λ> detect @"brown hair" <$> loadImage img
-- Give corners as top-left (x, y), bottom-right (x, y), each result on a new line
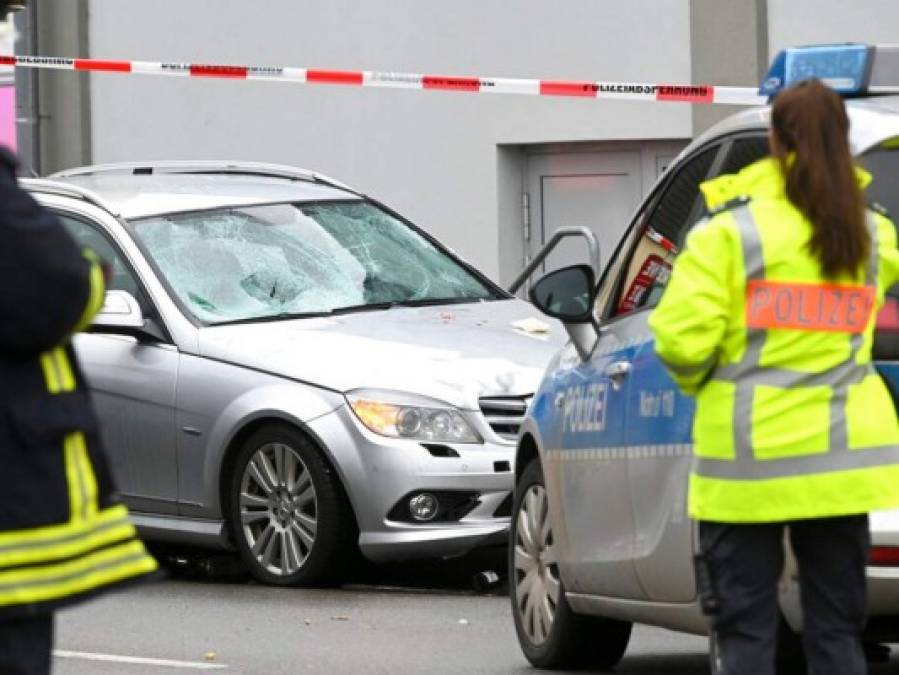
top-left (770, 79), bottom-right (869, 279)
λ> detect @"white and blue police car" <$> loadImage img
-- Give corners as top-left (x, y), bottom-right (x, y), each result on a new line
top-left (510, 43), bottom-right (899, 673)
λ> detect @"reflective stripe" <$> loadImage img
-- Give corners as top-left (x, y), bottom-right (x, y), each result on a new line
top-left (696, 444), bottom-right (899, 480)
top-left (63, 433), bottom-right (84, 523)
top-left (0, 540), bottom-right (145, 588)
top-left (831, 213), bottom-right (879, 455)
top-left (694, 208), bottom-right (884, 481)
top-left (0, 541), bottom-right (157, 607)
top-left (39, 347), bottom-right (93, 522)
top-left (55, 349), bottom-right (76, 392)
top-left (714, 358), bottom-right (874, 389)
top-left (39, 351), bottom-right (61, 393)
top-left (38, 348), bottom-right (76, 394)
top-left (73, 254), bottom-right (106, 333)
top-left (730, 206), bottom-right (765, 467)
top-left (0, 517), bottom-right (136, 570)
top-left (659, 352), bottom-right (717, 376)
top-left (67, 433), bottom-right (96, 521)
top-left (0, 504), bottom-right (129, 549)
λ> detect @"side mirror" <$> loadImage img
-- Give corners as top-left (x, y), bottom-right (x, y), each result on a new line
top-left (529, 264), bottom-right (599, 361)
top-left (91, 290), bottom-right (160, 341)
top-left (529, 264), bottom-right (596, 323)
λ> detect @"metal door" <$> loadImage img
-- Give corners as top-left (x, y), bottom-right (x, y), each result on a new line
top-left (525, 150), bottom-right (643, 275)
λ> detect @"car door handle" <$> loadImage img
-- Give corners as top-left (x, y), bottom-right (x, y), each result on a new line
top-left (604, 361), bottom-right (632, 388)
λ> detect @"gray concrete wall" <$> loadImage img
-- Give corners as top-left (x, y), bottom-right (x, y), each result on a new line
top-left (84, 0), bottom-right (692, 283)
top-left (690, 0), bottom-right (767, 136)
top-left (768, 0), bottom-right (899, 57)
top-left (18, 0), bottom-right (91, 174)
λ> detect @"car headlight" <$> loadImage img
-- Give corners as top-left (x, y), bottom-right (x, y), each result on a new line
top-left (346, 389), bottom-right (482, 443)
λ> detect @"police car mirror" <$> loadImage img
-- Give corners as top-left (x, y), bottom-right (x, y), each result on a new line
top-left (90, 290), bottom-right (157, 341)
top-left (528, 264), bottom-right (596, 323)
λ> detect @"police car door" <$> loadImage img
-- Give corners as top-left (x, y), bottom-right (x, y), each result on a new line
top-left (618, 137), bottom-right (768, 602)
top-left (541, 311), bottom-right (644, 598)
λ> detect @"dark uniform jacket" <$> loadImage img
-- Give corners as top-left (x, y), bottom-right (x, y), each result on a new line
top-left (0, 148), bottom-right (156, 618)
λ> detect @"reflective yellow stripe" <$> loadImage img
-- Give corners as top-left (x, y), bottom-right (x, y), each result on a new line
top-left (71, 432), bottom-right (98, 519)
top-left (0, 540), bottom-right (157, 607)
top-left (0, 521), bottom-right (136, 570)
top-left (39, 352), bottom-right (61, 393)
top-left (73, 256), bottom-right (106, 334)
top-left (0, 504), bottom-right (129, 548)
top-left (63, 433), bottom-right (85, 522)
top-left (54, 348), bottom-right (76, 393)
top-left (38, 348), bottom-right (75, 394)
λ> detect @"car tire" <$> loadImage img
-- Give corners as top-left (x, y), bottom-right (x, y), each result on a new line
top-left (510, 457), bottom-right (632, 669)
top-left (228, 423), bottom-right (355, 586)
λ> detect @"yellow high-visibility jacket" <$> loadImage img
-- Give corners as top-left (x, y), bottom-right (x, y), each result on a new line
top-left (648, 156), bottom-right (899, 523)
top-left (0, 148), bottom-right (156, 618)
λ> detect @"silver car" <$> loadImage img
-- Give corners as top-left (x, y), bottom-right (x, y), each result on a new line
top-left (510, 97), bottom-right (899, 670)
top-left (24, 161), bottom-right (563, 586)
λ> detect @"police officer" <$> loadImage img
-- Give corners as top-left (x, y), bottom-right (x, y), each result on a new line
top-left (649, 78), bottom-right (899, 675)
top-left (0, 150), bottom-right (157, 669)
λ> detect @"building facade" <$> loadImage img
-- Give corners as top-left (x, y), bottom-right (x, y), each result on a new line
top-left (17, 0), bottom-right (899, 286)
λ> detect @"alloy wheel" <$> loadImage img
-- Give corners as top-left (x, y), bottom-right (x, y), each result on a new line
top-left (239, 442), bottom-right (318, 576)
top-left (513, 484), bottom-right (561, 645)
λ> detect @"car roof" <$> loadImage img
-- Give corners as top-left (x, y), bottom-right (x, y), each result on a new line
top-left (685, 95), bottom-right (899, 159)
top-left (24, 164), bottom-right (361, 220)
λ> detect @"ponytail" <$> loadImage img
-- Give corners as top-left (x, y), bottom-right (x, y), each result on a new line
top-left (770, 79), bottom-right (869, 279)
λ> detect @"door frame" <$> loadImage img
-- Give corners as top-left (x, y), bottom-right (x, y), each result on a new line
top-left (513, 140), bottom-right (688, 292)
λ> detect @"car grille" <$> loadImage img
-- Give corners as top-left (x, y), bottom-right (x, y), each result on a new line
top-left (478, 395), bottom-right (532, 440)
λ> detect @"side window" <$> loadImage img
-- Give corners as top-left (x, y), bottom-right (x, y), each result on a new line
top-left (718, 136), bottom-right (769, 176)
top-left (607, 146), bottom-right (719, 318)
top-left (58, 214), bottom-right (142, 300)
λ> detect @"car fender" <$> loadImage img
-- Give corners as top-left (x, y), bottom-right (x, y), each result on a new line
top-left (199, 382), bottom-right (345, 517)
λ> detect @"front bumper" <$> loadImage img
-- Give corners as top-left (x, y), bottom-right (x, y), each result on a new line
top-left (306, 404), bottom-right (513, 563)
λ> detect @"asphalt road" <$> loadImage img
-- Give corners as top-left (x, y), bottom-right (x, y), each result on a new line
top-left (50, 553), bottom-right (899, 675)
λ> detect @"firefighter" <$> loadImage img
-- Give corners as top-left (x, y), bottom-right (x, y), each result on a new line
top-left (0, 145), bottom-right (157, 672)
top-left (649, 78), bottom-right (899, 674)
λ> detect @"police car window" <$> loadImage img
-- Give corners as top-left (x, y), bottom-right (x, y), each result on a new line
top-left (718, 136), bottom-right (769, 176)
top-left (859, 140), bottom-right (899, 220)
top-left (610, 146), bottom-right (718, 317)
top-left (860, 139), bottom-right (899, 316)
top-left (58, 214), bottom-right (141, 299)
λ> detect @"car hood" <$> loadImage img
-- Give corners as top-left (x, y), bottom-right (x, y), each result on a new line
top-left (197, 299), bottom-right (565, 409)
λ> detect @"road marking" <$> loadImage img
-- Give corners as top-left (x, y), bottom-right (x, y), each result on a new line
top-left (53, 650), bottom-right (228, 670)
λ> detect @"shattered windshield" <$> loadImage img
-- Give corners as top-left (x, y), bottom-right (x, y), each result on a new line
top-left (133, 201), bottom-right (500, 324)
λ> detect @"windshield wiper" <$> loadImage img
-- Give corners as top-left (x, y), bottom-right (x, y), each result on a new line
top-left (208, 311), bottom-right (335, 327)
top-left (207, 297), bottom-right (493, 326)
top-left (328, 297), bottom-right (489, 315)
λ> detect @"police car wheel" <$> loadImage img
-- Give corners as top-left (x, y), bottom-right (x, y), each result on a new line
top-left (228, 424), bottom-right (355, 586)
top-left (510, 457), bottom-right (632, 669)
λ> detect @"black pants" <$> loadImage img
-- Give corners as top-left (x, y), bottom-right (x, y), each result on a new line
top-left (700, 516), bottom-right (869, 675)
top-left (0, 613), bottom-right (53, 675)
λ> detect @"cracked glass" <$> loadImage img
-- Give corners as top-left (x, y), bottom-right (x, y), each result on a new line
top-left (134, 201), bottom-right (499, 324)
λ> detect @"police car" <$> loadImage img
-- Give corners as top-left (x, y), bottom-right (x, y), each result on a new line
top-left (510, 44), bottom-right (899, 672)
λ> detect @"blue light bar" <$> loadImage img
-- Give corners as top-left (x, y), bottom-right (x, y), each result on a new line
top-left (760, 44), bottom-right (873, 98)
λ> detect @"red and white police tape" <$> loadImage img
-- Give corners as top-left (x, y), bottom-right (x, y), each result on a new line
top-left (0, 54), bottom-right (768, 106)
